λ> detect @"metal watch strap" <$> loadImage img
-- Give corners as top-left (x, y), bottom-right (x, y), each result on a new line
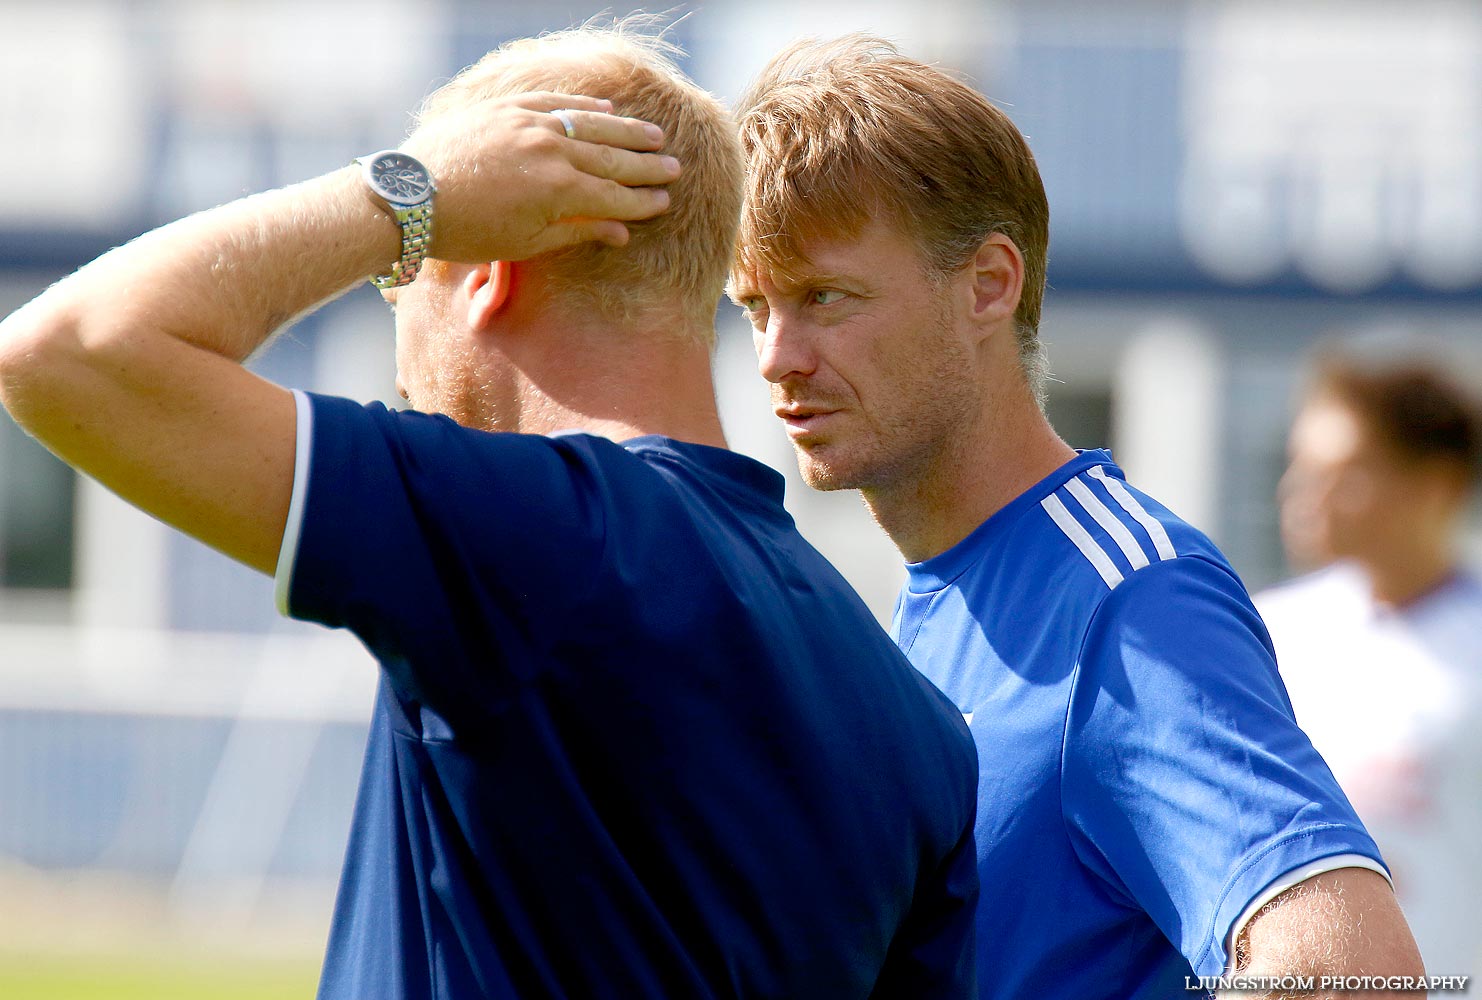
top-left (373, 202), bottom-right (433, 290)
top-left (356, 150), bottom-right (435, 290)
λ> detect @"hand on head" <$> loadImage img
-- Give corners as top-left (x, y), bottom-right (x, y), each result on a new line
top-left (401, 91), bottom-right (681, 262)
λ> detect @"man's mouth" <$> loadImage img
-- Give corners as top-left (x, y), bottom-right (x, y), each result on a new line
top-left (776, 404), bottom-right (841, 438)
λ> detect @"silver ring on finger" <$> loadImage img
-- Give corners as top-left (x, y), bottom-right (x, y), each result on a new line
top-left (551, 109), bottom-right (577, 140)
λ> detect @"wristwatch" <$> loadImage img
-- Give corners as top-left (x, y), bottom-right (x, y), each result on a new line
top-left (356, 150), bottom-right (436, 289)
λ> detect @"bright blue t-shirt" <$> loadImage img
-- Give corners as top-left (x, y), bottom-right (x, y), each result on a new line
top-left (277, 392), bottom-right (979, 1000)
top-left (892, 450), bottom-right (1383, 1000)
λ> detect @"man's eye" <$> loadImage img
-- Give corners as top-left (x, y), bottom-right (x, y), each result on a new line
top-left (811, 289), bottom-right (845, 306)
top-left (739, 296), bottom-right (766, 312)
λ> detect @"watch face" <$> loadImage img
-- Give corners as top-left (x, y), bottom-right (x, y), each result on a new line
top-left (367, 152), bottom-right (432, 206)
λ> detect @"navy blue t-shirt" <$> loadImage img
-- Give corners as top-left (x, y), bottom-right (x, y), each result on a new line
top-left (275, 392), bottom-right (979, 999)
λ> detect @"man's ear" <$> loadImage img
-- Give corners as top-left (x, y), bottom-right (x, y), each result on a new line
top-left (969, 234), bottom-right (1025, 325)
top-left (464, 260), bottom-right (512, 331)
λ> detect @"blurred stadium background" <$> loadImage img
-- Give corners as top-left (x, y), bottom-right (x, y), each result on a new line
top-left (2, 0), bottom-right (1480, 995)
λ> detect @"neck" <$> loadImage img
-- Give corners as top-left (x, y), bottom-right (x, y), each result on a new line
top-left (481, 306), bottom-right (728, 449)
top-left (1358, 541), bottom-right (1458, 609)
top-left (863, 376), bottom-right (1076, 563)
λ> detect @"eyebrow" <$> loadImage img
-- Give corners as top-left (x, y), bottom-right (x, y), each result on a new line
top-left (726, 273), bottom-right (851, 302)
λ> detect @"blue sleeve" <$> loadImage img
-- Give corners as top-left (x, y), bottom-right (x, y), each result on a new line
top-left (281, 393), bottom-right (609, 717)
top-left (1061, 555), bottom-right (1384, 977)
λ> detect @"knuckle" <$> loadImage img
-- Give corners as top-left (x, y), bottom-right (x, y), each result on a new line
top-left (528, 127), bottom-right (560, 154)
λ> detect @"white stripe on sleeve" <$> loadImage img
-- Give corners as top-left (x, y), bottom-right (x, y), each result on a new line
top-left (1065, 475), bottom-right (1151, 571)
top-left (274, 389), bottom-right (314, 618)
top-left (1087, 465), bottom-right (1176, 561)
top-left (1041, 493), bottom-right (1124, 589)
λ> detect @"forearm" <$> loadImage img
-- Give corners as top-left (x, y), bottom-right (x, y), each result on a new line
top-left (0, 166), bottom-right (395, 573)
top-left (0, 93), bottom-right (674, 575)
top-left (0, 166), bottom-right (394, 422)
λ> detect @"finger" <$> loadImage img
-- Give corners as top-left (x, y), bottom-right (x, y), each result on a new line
top-left (543, 108), bottom-right (666, 151)
top-left (563, 178), bottom-right (672, 223)
top-left (533, 219), bottom-right (633, 254)
top-left (513, 92), bottom-right (614, 116)
top-left (567, 142), bottom-right (681, 187)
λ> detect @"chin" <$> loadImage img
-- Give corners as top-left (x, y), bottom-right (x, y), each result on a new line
top-left (1281, 532), bottom-right (1336, 573)
top-left (794, 447), bottom-right (870, 493)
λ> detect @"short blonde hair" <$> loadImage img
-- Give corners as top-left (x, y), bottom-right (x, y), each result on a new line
top-left (418, 18), bottom-right (743, 340)
top-left (735, 35), bottom-right (1051, 394)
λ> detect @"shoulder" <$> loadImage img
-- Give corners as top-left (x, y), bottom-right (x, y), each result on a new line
top-left (1031, 462), bottom-right (1277, 684)
top-left (1030, 458), bottom-right (1241, 606)
top-left (913, 456), bottom-right (1252, 657)
top-left (301, 394), bottom-right (684, 502)
top-left (615, 435), bottom-right (788, 512)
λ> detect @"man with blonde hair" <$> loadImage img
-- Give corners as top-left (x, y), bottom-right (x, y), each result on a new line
top-left (730, 35), bottom-right (1425, 999)
top-left (0, 24), bottom-right (979, 999)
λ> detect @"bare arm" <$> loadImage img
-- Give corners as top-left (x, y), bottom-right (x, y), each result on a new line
top-left (0, 93), bottom-right (677, 574)
top-left (1226, 867), bottom-right (1425, 999)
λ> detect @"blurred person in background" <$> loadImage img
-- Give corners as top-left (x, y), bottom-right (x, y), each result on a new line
top-left (729, 34), bottom-right (1426, 1000)
top-left (1258, 348), bottom-right (1482, 982)
top-left (0, 22), bottom-right (980, 1000)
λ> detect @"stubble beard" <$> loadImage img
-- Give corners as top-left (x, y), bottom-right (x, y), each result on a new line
top-left (793, 356), bottom-right (978, 501)
top-left (793, 444), bottom-right (858, 493)
top-left (790, 414), bottom-right (950, 501)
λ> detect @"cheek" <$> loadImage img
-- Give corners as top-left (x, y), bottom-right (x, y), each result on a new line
top-left (393, 325), bottom-right (418, 388)
top-left (1329, 469), bottom-right (1381, 523)
top-left (393, 321), bottom-right (409, 367)
top-left (885, 320), bottom-right (974, 415)
top-left (393, 302), bottom-right (418, 354)
top-left (392, 315), bottom-right (442, 408)
top-left (1279, 467), bottom-right (1324, 514)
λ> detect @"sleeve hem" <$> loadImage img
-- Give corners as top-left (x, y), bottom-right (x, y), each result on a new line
top-left (1223, 852), bottom-right (1391, 971)
top-left (274, 388), bottom-right (314, 618)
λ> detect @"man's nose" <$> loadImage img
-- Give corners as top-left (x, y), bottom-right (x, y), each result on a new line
top-left (755, 313), bottom-right (816, 385)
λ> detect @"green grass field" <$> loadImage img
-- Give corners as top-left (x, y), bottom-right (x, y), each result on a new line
top-left (0, 869), bottom-right (332, 999)
top-left (0, 953), bottom-right (320, 1000)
